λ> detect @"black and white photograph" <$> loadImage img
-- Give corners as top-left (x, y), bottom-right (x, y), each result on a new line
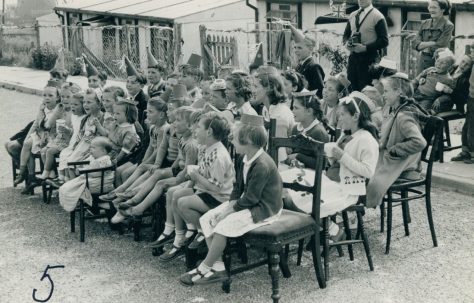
top-left (1, 0), bottom-right (473, 302)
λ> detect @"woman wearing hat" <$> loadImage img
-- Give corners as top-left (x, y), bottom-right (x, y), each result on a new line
top-left (413, 0), bottom-right (454, 75)
top-left (366, 73), bottom-right (428, 208)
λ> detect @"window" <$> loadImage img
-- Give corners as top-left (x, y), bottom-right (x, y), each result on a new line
top-left (266, 2), bottom-right (298, 25)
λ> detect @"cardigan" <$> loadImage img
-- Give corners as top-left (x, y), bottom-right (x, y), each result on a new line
top-left (337, 129), bottom-right (379, 196)
top-left (290, 121), bottom-right (329, 168)
top-left (231, 152), bottom-right (283, 223)
top-left (366, 103), bottom-right (427, 208)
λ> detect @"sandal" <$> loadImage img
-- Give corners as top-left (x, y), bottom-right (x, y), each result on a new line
top-left (179, 268), bottom-right (205, 286)
top-left (99, 191), bottom-right (117, 202)
top-left (178, 230), bottom-right (198, 248)
top-left (158, 245), bottom-right (184, 263)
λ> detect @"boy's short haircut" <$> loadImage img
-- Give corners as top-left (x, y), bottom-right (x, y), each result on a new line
top-left (92, 136), bottom-right (114, 153)
top-left (103, 86), bottom-right (125, 100)
top-left (148, 98), bottom-right (168, 117)
top-left (97, 70), bottom-right (108, 82)
top-left (236, 122), bottom-right (267, 148)
top-left (114, 100), bottom-right (138, 124)
top-left (148, 64), bottom-right (167, 75)
top-left (131, 73), bottom-right (148, 85)
top-left (180, 64), bottom-right (203, 81)
top-left (201, 112), bottom-right (231, 143)
top-left (49, 68), bottom-right (69, 81)
top-left (190, 109), bottom-right (203, 125)
top-left (173, 106), bottom-right (195, 124)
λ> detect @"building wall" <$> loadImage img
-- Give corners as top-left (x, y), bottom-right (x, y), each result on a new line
top-left (37, 14), bottom-right (62, 47)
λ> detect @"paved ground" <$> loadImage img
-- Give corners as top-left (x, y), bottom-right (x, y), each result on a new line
top-left (1, 85), bottom-right (473, 303)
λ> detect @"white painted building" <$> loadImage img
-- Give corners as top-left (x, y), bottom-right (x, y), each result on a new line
top-left (54, 0), bottom-right (255, 71)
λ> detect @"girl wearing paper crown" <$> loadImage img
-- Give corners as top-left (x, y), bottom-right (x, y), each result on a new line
top-left (146, 47), bottom-right (167, 98)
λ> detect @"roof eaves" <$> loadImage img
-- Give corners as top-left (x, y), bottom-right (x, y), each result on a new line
top-left (53, 7), bottom-right (174, 23)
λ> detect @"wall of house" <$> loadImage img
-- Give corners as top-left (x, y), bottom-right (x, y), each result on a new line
top-left (81, 13), bottom-right (104, 61)
top-left (177, 2), bottom-right (254, 67)
top-left (454, 11), bottom-right (474, 58)
top-left (37, 14), bottom-right (63, 47)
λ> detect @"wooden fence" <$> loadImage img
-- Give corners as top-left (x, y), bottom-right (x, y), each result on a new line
top-left (199, 25), bottom-right (238, 79)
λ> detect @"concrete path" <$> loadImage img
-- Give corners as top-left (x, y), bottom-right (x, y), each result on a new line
top-left (0, 66), bottom-right (472, 195)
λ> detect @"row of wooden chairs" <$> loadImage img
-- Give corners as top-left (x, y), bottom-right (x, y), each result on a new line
top-left (11, 116), bottom-right (443, 302)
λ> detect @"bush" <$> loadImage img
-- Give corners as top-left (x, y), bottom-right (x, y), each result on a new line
top-left (318, 43), bottom-right (349, 75)
top-left (31, 44), bottom-right (58, 70)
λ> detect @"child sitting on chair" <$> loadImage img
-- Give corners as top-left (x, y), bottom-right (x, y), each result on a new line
top-left (59, 136), bottom-right (114, 212)
top-left (180, 114), bottom-right (283, 286)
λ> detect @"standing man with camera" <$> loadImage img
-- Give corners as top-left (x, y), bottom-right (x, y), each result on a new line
top-left (343, 0), bottom-right (389, 91)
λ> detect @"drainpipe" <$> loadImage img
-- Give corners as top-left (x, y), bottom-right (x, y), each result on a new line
top-left (246, 0), bottom-right (259, 42)
top-left (246, 0), bottom-right (259, 23)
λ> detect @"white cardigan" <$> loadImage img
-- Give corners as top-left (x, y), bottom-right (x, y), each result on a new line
top-left (338, 129), bottom-right (379, 196)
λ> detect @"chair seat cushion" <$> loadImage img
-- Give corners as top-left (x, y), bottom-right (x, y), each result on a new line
top-left (436, 110), bottom-right (465, 120)
top-left (243, 210), bottom-right (317, 244)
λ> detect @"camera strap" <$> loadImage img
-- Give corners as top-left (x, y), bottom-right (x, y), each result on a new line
top-left (355, 7), bottom-right (374, 31)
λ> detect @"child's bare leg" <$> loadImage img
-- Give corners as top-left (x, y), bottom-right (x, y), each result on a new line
top-left (171, 188), bottom-right (196, 236)
top-left (40, 147), bottom-right (59, 179)
top-left (5, 140), bottom-right (22, 165)
top-left (202, 234), bottom-right (227, 267)
top-left (131, 177), bottom-right (175, 215)
top-left (177, 195), bottom-right (212, 229)
top-left (114, 162), bottom-right (134, 185)
top-left (127, 169), bottom-right (173, 203)
top-left (122, 170), bottom-right (152, 193)
top-left (113, 164), bottom-right (150, 193)
top-left (14, 138), bottom-right (33, 184)
top-left (19, 138), bottom-right (33, 169)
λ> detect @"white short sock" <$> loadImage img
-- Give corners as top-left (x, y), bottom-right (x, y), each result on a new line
top-left (212, 261), bottom-right (225, 272)
top-left (173, 230), bottom-right (185, 247)
top-left (328, 221), bottom-right (339, 237)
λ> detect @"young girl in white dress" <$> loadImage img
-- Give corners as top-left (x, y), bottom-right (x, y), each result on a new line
top-left (180, 114), bottom-right (283, 286)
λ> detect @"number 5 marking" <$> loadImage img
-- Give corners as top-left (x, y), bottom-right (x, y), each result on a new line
top-left (32, 265), bottom-right (65, 302)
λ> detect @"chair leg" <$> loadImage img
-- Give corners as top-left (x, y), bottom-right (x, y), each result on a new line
top-left (401, 199), bottom-right (410, 237)
top-left (444, 119), bottom-right (451, 148)
top-left (380, 201), bottom-right (385, 233)
top-left (222, 240), bottom-right (232, 293)
top-left (439, 124), bottom-right (445, 163)
top-left (342, 211), bottom-right (354, 261)
top-left (133, 217), bottom-right (142, 242)
top-left (310, 233), bottom-right (326, 289)
top-left (42, 182), bottom-right (48, 204)
top-left (236, 238), bottom-right (248, 264)
top-left (47, 186), bottom-right (54, 204)
top-left (79, 200), bottom-right (85, 242)
top-left (268, 250), bottom-right (281, 303)
top-left (385, 193), bottom-right (393, 255)
top-left (323, 218), bottom-right (330, 281)
top-left (70, 210), bottom-right (76, 233)
top-left (357, 210), bottom-right (374, 271)
top-left (296, 239), bottom-right (304, 266)
top-left (425, 188), bottom-right (438, 247)
top-left (278, 249), bottom-right (291, 279)
top-left (12, 158), bottom-right (18, 187)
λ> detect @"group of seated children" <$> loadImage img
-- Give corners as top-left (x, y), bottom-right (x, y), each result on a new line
top-left (7, 45), bottom-right (458, 286)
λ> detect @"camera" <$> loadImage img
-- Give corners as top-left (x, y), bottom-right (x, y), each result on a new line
top-left (348, 32), bottom-right (361, 46)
